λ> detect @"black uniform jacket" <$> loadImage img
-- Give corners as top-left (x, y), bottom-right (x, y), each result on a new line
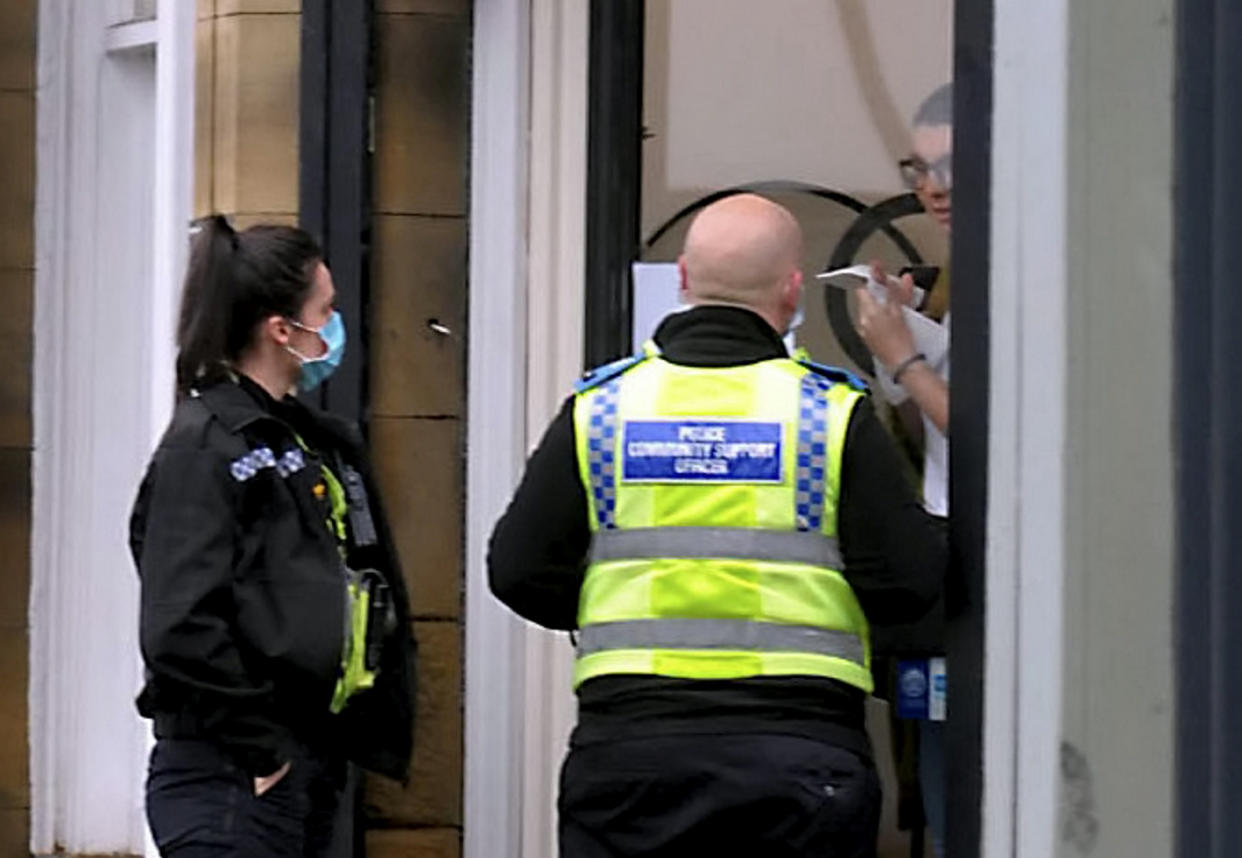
top-left (130, 376), bottom-right (416, 781)
top-left (489, 306), bottom-right (948, 758)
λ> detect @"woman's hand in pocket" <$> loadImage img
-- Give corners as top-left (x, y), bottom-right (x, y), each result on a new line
top-left (253, 761), bottom-right (291, 797)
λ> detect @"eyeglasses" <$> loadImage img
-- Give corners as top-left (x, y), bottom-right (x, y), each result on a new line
top-left (899, 155), bottom-right (953, 192)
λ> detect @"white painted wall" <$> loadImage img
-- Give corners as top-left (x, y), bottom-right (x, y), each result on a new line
top-left (656, 0), bottom-right (950, 195)
top-left (644, 0), bottom-right (953, 238)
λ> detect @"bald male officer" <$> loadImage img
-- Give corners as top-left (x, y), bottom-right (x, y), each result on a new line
top-left (489, 194), bottom-right (947, 858)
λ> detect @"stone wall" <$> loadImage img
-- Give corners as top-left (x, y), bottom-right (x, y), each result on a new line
top-left (0, 0), bottom-right (36, 853)
top-left (364, 3), bottom-right (470, 855)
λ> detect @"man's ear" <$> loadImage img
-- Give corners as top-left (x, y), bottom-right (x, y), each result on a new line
top-left (786, 268), bottom-right (804, 308)
top-left (677, 255), bottom-right (691, 301)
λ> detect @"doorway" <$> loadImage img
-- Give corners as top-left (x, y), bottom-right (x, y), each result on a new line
top-left (582, 2), bottom-right (989, 856)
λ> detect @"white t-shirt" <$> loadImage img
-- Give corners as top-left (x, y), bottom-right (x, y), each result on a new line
top-left (873, 314), bottom-right (950, 516)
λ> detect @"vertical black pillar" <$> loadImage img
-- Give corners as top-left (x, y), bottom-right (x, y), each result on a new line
top-left (301, 1), bottom-right (329, 242)
top-left (1175, 1), bottom-right (1242, 855)
top-left (299, 6), bottom-right (372, 854)
top-left (584, 0), bottom-right (644, 369)
top-left (300, 0), bottom-right (373, 426)
top-left (946, 0), bottom-right (993, 854)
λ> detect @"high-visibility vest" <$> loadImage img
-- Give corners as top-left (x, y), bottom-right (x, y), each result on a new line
top-left (571, 342), bottom-right (872, 691)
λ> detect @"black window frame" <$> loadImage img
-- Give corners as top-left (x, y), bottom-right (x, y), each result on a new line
top-left (300, 0), bottom-right (374, 429)
top-left (1173, 1), bottom-right (1242, 854)
top-left (298, 5), bottom-right (373, 852)
top-left (583, 0), bottom-right (644, 367)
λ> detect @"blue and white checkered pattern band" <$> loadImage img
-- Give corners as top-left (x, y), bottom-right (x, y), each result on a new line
top-left (230, 447), bottom-right (276, 482)
top-left (276, 448), bottom-right (306, 478)
top-left (230, 446), bottom-right (306, 482)
top-left (586, 379), bottom-right (621, 529)
top-left (795, 374), bottom-right (831, 532)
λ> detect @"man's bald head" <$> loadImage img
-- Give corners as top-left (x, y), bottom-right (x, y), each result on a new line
top-left (678, 194), bottom-right (804, 332)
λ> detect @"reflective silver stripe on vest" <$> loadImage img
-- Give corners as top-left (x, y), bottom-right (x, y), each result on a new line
top-left (576, 618), bottom-right (865, 665)
top-left (589, 526), bottom-right (842, 569)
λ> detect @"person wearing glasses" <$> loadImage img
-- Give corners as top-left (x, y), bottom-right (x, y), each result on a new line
top-left (856, 83), bottom-right (954, 857)
top-left (899, 84), bottom-right (953, 235)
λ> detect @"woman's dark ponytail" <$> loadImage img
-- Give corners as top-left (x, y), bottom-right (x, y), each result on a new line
top-left (176, 216), bottom-right (240, 393)
top-left (175, 215), bottom-right (323, 394)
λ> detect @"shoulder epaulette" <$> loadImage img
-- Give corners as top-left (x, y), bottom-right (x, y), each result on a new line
top-left (795, 356), bottom-right (869, 392)
top-left (573, 350), bottom-right (650, 394)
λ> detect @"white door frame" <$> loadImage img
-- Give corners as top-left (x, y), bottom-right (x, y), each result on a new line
top-left (984, 0), bottom-right (1070, 855)
top-left (463, 1), bottom-right (532, 856)
top-left (30, 0), bottom-right (194, 852)
top-left (465, 1), bottom-right (589, 856)
top-left (517, 2), bottom-right (589, 856)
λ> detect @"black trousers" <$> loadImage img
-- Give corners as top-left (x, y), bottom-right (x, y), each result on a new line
top-left (559, 733), bottom-right (881, 858)
top-left (146, 738), bottom-right (347, 857)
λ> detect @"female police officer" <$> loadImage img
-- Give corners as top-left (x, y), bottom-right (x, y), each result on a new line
top-left (130, 216), bottom-right (415, 855)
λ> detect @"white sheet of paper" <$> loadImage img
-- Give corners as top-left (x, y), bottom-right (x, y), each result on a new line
top-left (817, 263), bottom-right (927, 307)
top-left (630, 261), bottom-right (802, 354)
top-left (631, 262), bottom-right (683, 353)
top-left (816, 263), bottom-right (880, 290)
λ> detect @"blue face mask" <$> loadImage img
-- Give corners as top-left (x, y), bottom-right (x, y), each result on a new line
top-left (287, 310), bottom-right (346, 392)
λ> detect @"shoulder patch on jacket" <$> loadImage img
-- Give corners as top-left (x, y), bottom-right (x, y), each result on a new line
top-left (573, 351), bottom-right (649, 395)
top-left (795, 356), bottom-right (869, 392)
top-left (229, 446), bottom-right (306, 482)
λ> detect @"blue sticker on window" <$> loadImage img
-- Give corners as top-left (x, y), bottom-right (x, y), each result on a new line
top-left (896, 659), bottom-right (931, 720)
top-left (622, 420), bottom-right (783, 483)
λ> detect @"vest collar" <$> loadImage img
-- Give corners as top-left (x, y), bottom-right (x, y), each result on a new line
top-left (653, 305), bottom-right (788, 367)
